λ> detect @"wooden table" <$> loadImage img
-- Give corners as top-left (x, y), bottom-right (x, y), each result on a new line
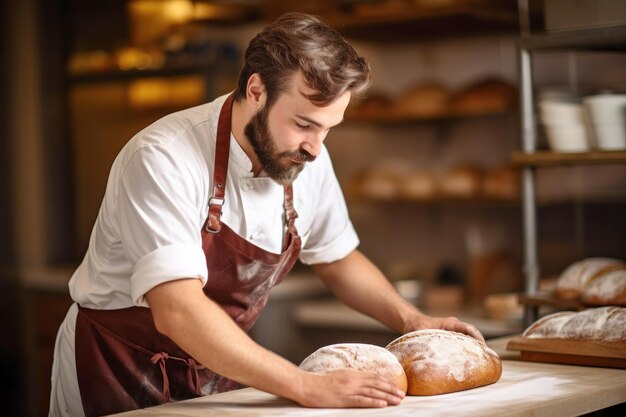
top-left (108, 337), bottom-right (626, 417)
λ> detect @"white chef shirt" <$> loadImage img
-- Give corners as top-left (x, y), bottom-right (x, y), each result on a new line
top-left (49, 93), bottom-right (359, 417)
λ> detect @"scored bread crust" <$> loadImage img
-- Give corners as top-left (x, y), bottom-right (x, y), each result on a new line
top-left (555, 258), bottom-right (625, 300)
top-left (298, 343), bottom-right (408, 393)
top-left (385, 329), bottom-right (502, 396)
top-left (523, 306), bottom-right (626, 341)
top-left (522, 311), bottom-right (576, 338)
top-left (581, 269), bottom-right (626, 306)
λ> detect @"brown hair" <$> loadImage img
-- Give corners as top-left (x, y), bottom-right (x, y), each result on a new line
top-left (233, 12), bottom-right (371, 107)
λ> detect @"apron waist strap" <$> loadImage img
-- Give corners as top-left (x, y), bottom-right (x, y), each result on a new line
top-left (78, 306), bottom-right (205, 403)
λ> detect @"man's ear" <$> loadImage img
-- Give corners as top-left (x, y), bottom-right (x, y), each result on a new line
top-left (246, 73), bottom-right (266, 109)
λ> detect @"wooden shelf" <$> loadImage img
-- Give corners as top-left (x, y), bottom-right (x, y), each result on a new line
top-left (348, 195), bottom-right (520, 208)
top-left (512, 150), bottom-right (626, 167)
top-left (325, 0), bottom-right (519, 42)
top-left (520, 25), bottom-right (626, 52)
top-left (507, 336), bottom-right (626, 369)
top-left (518, 292), bottom-right (585, 311)
top-left (68, 60), bottom-right (239, 84)
top-left (345, 108), bottom-right (514, 124)
top-left (349, 194), bottom-right (626, 208)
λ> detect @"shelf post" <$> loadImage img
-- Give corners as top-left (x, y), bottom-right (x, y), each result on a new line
top-left (519, 43), bottom-right (540, 327)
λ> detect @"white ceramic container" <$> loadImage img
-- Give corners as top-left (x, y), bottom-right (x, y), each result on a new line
top-left (583, 93), bottom-right (626, 150)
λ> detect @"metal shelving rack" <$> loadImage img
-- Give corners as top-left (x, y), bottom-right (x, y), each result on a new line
top-left (516, 0), bottom-right (626, 326)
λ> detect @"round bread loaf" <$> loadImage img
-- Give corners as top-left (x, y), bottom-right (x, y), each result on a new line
top-left (400, 170), bottom-right (437, 200)
top-left (523, 306), bottom-right (626, 342)
top-left (554, 257), bottom-right (625, 300)
top-left (449, 78), bottom-right (516, 114)
top-left (482, 165), bottom-right (520, 200)
top-left (439, 166), bottom-right (483, 198)
top-left (385, 329), bottom-right (502, 396)
top-left (299, 343), bottom-right (408, 393)
top-left (394, 83), bottom-right (449, 118)
top-left (581, 269), bottom-right (626, 306)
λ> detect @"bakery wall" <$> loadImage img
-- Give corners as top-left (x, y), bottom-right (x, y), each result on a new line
top-left (328, 36), bottom-right (626, 288)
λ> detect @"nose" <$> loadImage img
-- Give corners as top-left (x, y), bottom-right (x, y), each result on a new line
top-left (301, 131), bottom-right (326, 157)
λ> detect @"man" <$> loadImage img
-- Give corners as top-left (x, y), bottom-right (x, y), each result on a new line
top-left (50, 12), bottom-right (484, 417)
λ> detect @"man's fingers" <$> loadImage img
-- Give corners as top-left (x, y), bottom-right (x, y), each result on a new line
top-left (441, 316), bottom-right (485, 342)
top-left (466, 324), bottom-right (485, 342)
top-left (347, 395), bottom-right (387, 408)
top-left (360, 375), bottom-right (405, 405)
top-left (349, 381), bottom-right (403, 407)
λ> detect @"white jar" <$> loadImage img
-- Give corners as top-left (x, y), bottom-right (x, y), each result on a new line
top-left (583, 93), bottom-right (626, 151)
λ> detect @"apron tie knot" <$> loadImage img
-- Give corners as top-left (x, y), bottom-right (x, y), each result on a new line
top-left (151, 352), bottom-right (171, 403)
top-left (187, 358), bottom-right (203, 395)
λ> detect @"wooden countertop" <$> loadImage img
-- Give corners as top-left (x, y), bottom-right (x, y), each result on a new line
top-left (107, 338), bottom-right (626, 417)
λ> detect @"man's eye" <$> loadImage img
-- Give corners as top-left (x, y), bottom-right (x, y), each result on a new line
top-left (295, 121), bottom-right (310, 129)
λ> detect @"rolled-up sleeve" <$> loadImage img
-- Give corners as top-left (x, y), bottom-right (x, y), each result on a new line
top-left (117, 144), bottom-right (208, 306)
top-left (130, 243), bottom-right (207, 305)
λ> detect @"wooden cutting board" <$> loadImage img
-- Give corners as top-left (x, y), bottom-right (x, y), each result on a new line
top-left (507, 336), bottom-right (626, 369)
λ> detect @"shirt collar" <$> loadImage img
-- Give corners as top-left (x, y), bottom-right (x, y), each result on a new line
top-left (229, 132), bottom-right (255, 177)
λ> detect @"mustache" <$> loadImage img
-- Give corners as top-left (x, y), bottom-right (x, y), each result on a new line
top-left (280, 149), bottom-right (316, 163)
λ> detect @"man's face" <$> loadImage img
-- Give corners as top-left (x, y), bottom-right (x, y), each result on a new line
top-left (244, 72), bottom-right (351, 185)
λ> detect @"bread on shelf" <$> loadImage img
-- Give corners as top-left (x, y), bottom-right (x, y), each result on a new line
top-left (399, 170), bottom-right (437, 201)
top-left (349, 93), bottom-right (393, 118)
top-left (393, 82), bottom-right (449, 118)
top-left (481, 165), bottom-right (520, 200)
top-left (522, 306), bottom-right (626, 342)
top-left (385, 329), bottom-right (502, 396)
top-left (439, 166), bottom-right (483, 198)
top-left (554, 257), bottom-right (626, 300)
top-left (449, 78), bottom-right (516, 115)
top-left (581, 269), bottom-right (626, 307)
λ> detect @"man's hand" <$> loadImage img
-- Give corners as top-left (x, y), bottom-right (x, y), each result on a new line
top-left (295, 370), bottom-right (405, 408)
top-left (404, 314), bottom-right (485, 342)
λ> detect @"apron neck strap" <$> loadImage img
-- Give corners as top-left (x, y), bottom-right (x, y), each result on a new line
top-left (206, 94), bottom-right (299, 237)
top-left (284, 184), bottom-right (298, 237)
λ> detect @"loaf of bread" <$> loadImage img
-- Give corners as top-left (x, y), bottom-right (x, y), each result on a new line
top-left (482, 165), bottom-right (520, 200)
top-left (299, 343), bottom-right (408, 393)
top-left (400, 170), bottom-right (437, 200)
top-left (385, 329), bottom-right (502, 396)
top-left (554, 257), bottom-right (625, 300)
top-left (449, 78), bottom-right (516, 114)
top-left (358, 170), bottom-right (400, 200)
top-left (581, 269), bottom-right (626, 306)
top-left (393, 83), bottom-right (449, 118)
top-left (439, 166), bottom-right (483, 198)
top-left (523, 306), bottom-right (626, 341)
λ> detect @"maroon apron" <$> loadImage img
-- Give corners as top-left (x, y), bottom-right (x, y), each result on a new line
top-left (75, 95), bottom-right (302, 417)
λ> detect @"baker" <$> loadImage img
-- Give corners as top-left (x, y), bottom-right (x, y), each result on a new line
top-left (49, 12), bottom-right (484, 417)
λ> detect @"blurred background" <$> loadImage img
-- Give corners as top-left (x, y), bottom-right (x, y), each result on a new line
top-left (1, 1), bottom-right (625, 416)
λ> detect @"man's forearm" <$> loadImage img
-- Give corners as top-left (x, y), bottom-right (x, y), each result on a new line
top-left (312, 250), bottom-right (425, 333)
top-left (146, 278), bottom-right (306, 401)
top-left (312, 250), bottom-right (485, 341)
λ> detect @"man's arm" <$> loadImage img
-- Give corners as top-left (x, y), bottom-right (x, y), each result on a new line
top-left (145, 278), bottom-right (405, 407)
top-left (312, 250), bottom-right (485, 341)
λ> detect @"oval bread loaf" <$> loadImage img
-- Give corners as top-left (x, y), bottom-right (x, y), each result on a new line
top-left (581, 269), bottom-right (626, 306)
top-left (385, 329), bottom-right (502, 396)
top-left (555, 257), bottom-right (625, 300)
top-left (523, 306), bottom-right (626, 341)
top-left (299, 343), bottom-right (408, 393)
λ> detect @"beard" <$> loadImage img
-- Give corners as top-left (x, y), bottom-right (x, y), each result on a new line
top-left (244, 104), bottom-right (316, 186)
